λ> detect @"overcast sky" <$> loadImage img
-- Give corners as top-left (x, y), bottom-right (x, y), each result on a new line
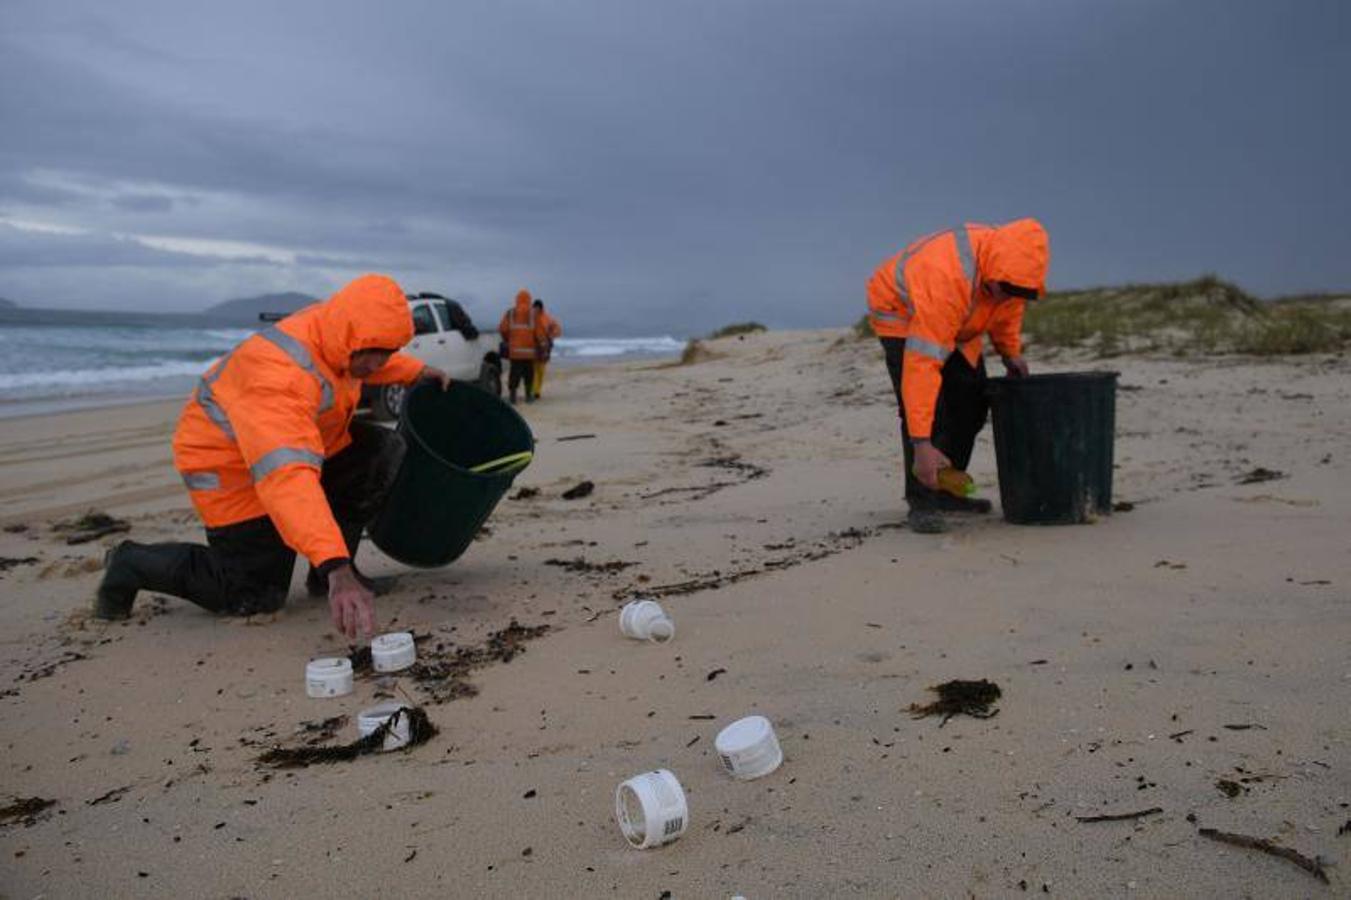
top-left (1, 0), bottom-right (1346, 334)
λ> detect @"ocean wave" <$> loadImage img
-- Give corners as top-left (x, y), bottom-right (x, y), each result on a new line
top-left (0, 359), bottom-right (217, 390)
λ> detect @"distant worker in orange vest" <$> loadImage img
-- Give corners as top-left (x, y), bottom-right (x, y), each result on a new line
top-left (93, 274), bottom-right (452, 637)
top-left (498, 289), bottom-right (547, 404)
top-left (531, 298), bottom-right (563, 399)
top-left (866, 219), bottom-right (1049, 534)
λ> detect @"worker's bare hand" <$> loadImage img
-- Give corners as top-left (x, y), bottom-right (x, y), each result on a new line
top-left (1002, 355), bottom-right (1030, 378)
top-left (422, 366), bottom-right (452, 391)
top-left (328, 564), bottom-right (376, 639)
top-left (912, 441), bottom-right (952, 491)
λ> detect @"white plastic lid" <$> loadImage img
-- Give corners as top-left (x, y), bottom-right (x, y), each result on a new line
top-left (619, 600), bottom-right (675, 643)
top-left (715, 715), bottom-right (783, 780)
top-left (371, 632), bottom-right (417, 672)
top-left (615, 769), bottom-right (688, 849)
top-left (305, 657), bottom-right (354, 698)
top-left (357, 701), bottom-right (412, 751)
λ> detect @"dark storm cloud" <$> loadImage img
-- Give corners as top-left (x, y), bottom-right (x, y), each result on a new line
top-left (0, 0), bottom-right (1347, 331)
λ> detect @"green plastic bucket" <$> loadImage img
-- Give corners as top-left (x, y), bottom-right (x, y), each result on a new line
top-left (987, 371), bottom-right (1118, 525)
top-left (369, 381), bottom-right (534, 567)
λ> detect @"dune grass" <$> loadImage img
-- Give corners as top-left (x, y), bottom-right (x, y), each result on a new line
top-left (708, 322), bottom-right (767, 339)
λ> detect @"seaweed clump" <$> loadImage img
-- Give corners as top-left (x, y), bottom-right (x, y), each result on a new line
top-left (258, 706), bottom-right (437, 769)
top-left (909, 679), bottom-right (1002, 725)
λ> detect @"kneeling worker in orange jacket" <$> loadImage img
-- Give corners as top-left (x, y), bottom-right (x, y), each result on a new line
top-left (93, 274), bottom-right (452, 638)
top-left (866, 219), bottom-right (1049, 533)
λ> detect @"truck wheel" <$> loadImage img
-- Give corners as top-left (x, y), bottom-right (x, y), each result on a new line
top-left (373, 383), bottom-right (407, 421)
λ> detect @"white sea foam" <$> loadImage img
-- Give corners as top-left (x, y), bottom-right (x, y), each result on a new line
top-left (552, 336), bottom-right (685, 358)
top-left (0, 359), bottom-right (217, 390)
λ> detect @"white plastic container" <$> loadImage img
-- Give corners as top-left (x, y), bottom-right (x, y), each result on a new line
top-left (618, 600), bottom-right (675, 643)
top-left (305, 657), bottom-right (354, 698)
top-left (615, 769), bottom-right (688, 849)
top-left (357, 701), bottom-right (413, 751)
top-left (371, 631), bottom-right (417, 673)
top-left (715, 715), bottom-right (783, 780)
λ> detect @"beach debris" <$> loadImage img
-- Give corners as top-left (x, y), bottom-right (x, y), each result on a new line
top-left (510, 486), bottom-right (540, 500)
top-left (53, 510), bottom-right (131, 545)
top-left (0, 556), bottom-right (39, 574)
top-left (1075, 807), bottom-right (1163, 823)
top-left (909, 679), bottom-right (1002, 724)
top-left (561, 480), bottom-right (595, 500)
top-left (1222, 723), bottom-right (1267, 731)
top-left (1216, 779), bottom-right (1244, 798)
top-left (706, 668), bottom-right (727, 682)
top-left (110, 738), bottom-right (131, 756)
top-left (716, 715), bottom-right (783, 780)
top-left (371, 632), bottom-right (417, 673)
top-left (1197, 827), bottom-right (1328, 884)
top-left (1235, 467), bottom-right (1286, 485)
top-left (1168, 729), bottom-right (1194, 742)
top-left (556, 433), bottom-right (597, 442)
top-left (258, 706), bottom-right (437, 768)
top-left (1338, 819), bottom-right (1350, 836)
top-left (0, 796), bottom-right (56, 826)
top-left (618, 599), bottom-right (674, 643)
top-left (615, 769), bottom-right (688, 849)
top-left (306, 657), bottom-right (355, 697)
top-left (545, 557), bottom-right (636, 575)
top-left (2, 523), bottom-right (28, 533)
top-left (1112, 500), bottom-right (1136, 512)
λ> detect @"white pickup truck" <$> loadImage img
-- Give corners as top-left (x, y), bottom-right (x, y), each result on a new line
top-left (362, 292), bottom-right (489, 419)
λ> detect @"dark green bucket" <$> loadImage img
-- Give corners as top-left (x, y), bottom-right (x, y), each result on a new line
top-left (987, 371), bottom-right (1118, 525)
top-left (369, 381), bottom-right (534, 567)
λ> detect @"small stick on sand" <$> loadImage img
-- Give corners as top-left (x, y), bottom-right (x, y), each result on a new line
top-left (1198, 827), bottom-right (1328, 884)
top-left (1075, 807), bottom-right (1163, 823)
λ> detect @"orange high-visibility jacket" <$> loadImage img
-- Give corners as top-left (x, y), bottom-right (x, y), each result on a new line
top-left (172, 274), bottom-right (425, 567)
top-left (866, 219), bottom-right (1049, 438)
top-left (537, 310), bottom-right (562, 361)
top-left (498, 290), bottom-right (547, 361)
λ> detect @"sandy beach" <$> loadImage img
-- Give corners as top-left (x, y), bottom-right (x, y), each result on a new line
top-left (1, 328), bottom-right (1348, 898)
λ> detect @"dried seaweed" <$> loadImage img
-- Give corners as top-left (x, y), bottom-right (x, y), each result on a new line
top-left (53, 510), bottom-right (131, 545)
top-left (561, 481), bottom-right (594, 500)
top-left (405, 620), bottom-right (549, 704)
top-left (258, 706), bottom-right (437, 769)
top-left (544, 557), bottom-right (636, 574)
top-left (0, 796), bottom-right (56, 826)
top-left (909, 679), bottom-right (1001, 725)
top-left (1198, 827), bottom-right (1328, 884)
top-left (0, 556), bottom-right (39, 574)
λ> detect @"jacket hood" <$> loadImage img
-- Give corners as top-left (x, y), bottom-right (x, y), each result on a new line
top-left (514, 289), bottom-right (533, 312)
top-left (979, 218), bottom-right (1050, 296)
top-left (314, 274), bottom-right (413, 373)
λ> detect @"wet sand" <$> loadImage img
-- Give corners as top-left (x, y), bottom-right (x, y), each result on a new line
top-left (1, 329), bottom-right (1348, 897)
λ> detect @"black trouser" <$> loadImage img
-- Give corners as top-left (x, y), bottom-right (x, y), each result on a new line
top-left (154, 421), bottom-right (405, 615)
top-left (880, 337), bottom-right (989, 509)
top-left (507, 359), bottom-right (534, 401)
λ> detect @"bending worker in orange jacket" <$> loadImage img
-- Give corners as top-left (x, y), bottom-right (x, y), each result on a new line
top-left (498, 289), bottom-right (548, 405)
top-left (866, 218), bottom-right (1049, 533)
top-left (93, 274), bottom-right (451, 638)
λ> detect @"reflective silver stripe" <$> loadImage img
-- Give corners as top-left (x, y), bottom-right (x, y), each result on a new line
top-left (953, 225), bottom-right (975, 283)
top-left (871, 309), bottom-right (902, 321)
top-left (181, 471), bottom-right (221, 491)
top-left (904, 336), bottom-right (953, 363)
top-left (258, 328), bottom-right (335, 413)
top-left (893, 255), bottom-right (914, 316)
top-left (509, 310), bottom-right (537, 331)
top-left (250, 446), bottom-right (325, 482)
top-left (196, 356), bottom-right (236, 439)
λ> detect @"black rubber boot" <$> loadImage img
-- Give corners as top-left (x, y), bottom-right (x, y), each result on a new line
top-left (906, 507), bottom-right (948, 534)
top-left (931, 494), bottom-right (993, 514)
top-left (93, 540), bottom-right (199, 619)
